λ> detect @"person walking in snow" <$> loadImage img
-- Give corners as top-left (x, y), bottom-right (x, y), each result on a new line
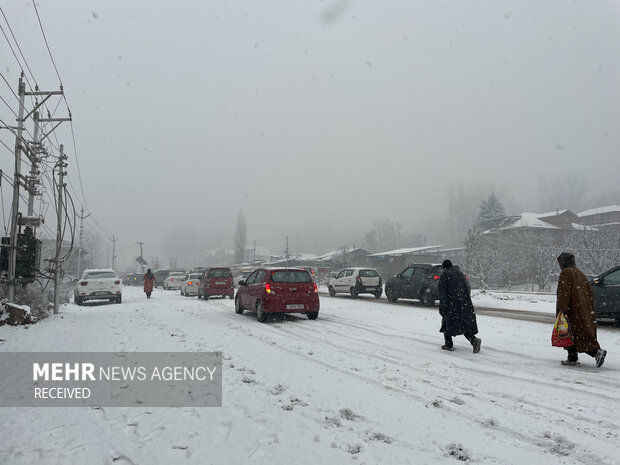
top-left (143, 268), bottom-right (156, 299)
top-left (556, 252), bottom-right (607, 368)
top-left (438, 260), bottom-right (481, 353)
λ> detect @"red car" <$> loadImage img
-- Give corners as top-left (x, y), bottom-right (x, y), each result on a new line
top-left (235, 268), bottom-right (320, 322)
top-left (198, 267), bottom-right (234, 299)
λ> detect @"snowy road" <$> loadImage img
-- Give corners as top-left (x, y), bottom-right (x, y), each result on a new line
top-left (1, 286), bottom-right (618, 465)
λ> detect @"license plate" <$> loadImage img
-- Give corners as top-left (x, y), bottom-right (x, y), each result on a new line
top-left (94, 291), bottom-right (108, 296)
top-left (216, 281), bottom-right (226, 285)
top-left (286, 304), bottom-right (304, 310)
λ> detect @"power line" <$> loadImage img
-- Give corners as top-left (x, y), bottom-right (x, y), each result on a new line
top-left (32, 1), bottom-right (62, 86)
top-left (0, 7), bottom-right (38, 88)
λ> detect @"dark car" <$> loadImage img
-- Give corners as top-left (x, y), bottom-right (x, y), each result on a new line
top-left (199, 267), bottom-right (234, 299)
top-left (590, 266), bottom-right (620, 325)
top-left (384, 263), bottom-right (468, 306)
top-left (153, 269), bottom-right (171, 288)
top-left (235, 267), bottom-right (320, 322)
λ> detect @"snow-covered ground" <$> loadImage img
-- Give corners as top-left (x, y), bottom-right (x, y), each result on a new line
top-left (0, 286), bottom-right (618, 465)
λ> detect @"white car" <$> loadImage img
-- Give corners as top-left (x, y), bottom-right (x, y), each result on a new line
top-left (163, 272), bottom-right (187, 290)
top-left (181, 273), bottom-right (202, 296)
top-left (328, 267), bottom-right (383, 299)
top-left (234, 268), bottom-right (255, 287)
top-left (74, 269), bottom-right (122, 305)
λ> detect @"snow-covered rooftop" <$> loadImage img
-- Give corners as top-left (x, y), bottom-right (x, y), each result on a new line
top-left (491, 213), bottom-right (559, 230)
top-left (367, 245), bottom-right (442, 257)
top-left (577, 205), bottom-right (620, 217)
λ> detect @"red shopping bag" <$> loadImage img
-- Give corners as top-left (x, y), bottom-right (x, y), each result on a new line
top-left (551, 312), bottom-right (572, 347)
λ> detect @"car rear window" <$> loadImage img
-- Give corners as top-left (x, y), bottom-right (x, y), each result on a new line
top-left (359, 269), bottom-right (379, 278)
top-left (270, 270), bottom-right (312, 283)
top-left (84, 271), bottom-right (117, 279)
top-left (171, 273), bottom-right (186, 277)
top-left (210, 269), bottom-right (232, 278)
top-left (189, 274), bottom-right (202, 280)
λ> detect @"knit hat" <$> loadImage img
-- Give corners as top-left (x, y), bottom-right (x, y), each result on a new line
top-left (442, 260), bottom-right (453, 269)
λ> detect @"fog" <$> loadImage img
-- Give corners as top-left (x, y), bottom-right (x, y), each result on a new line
top-left (1, 0), bottom-right (619, 270)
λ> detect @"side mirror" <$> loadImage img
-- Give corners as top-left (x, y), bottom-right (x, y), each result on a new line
top-left (239, 280), bottom-right (245, 286)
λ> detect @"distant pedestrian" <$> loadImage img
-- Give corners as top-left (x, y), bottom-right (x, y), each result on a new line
top-left (143, 269), bottom-right (156, 299)
top-left (556, 252), bottom-right (607, 368)
top-left (438, 260), bottom-right (481, 353)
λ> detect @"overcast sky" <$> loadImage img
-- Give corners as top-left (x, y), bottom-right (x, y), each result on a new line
top-left (1, 0), bottom-right (619, 270)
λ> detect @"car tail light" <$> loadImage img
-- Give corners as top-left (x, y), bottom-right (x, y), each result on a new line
top-left (433, 275), bottom-right (440, 280)
top-left (265, 282), bottom-right (275, 294)
top-left (313, 283), bottom-right (318, 294)
top-left (80, 281), bottom-right (88, 286)
top-left (465, 275), bottom-right (469, 279)
top-left (169, 278), bottom-right (173, 282)
top-left (379, 277), bottom-right (382, 285)
top-left (114, 280), bottom-right (120, 285)
top-left (188, 281), bottom-right (193, 286)
top-left (356, 275), bottom-right (362, 283)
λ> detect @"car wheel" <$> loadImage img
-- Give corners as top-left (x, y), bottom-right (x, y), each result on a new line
top-left (386, 287), bottom-right (397, 303)
top-left (328, 286), bottom-right (336, 297)
top-left (75, 295), bottom-right (83, 306)
top-left (420, 288), bottom-right (435, 306)
top-left (307, 311), bottom-right (319, 320)
top-left (256, 301), bottom-right (267, 323)
top-left (235, 296), bottom-right (244, 315)
top-left (615, 318), bottom-right (620, 328)
top-left (374, 289), bottom-right (382, 299)
top-left (350, 287), bottom-right (358, 299)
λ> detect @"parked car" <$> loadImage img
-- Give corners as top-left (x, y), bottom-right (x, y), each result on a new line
top-left (181, 272), bottom-right (203, 297)
top-left (590, 265), bottom-right (620, 325)
top-left (235, 267), bottom-right (319, 322)
top-left (234, 267), bottom-right (255, 287)
top-left (124, 272), bottom-right (142, 286)
top-left (328, 267), bottom-right (382, 298)
top-left (384, 263), bottom-right (468, 306)
top-left (163, 272), bottom-right (187, 290)
top-left (153, 269), bottom-right (171, 288)
top-left (74, 268), bottom-right (122, 305)
top-left (199, 267), bottom-right (234, 299)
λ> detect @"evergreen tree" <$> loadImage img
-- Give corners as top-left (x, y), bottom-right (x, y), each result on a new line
top-left (477, 192), bottom-right (506, 225)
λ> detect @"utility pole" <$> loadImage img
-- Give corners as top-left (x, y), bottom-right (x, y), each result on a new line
top-left (76, 207), bottom-right (89, 278)
top-left (6, 74), bottom-right (68, 302)
top-left (7, 74), bottom-right (26, 302)
top-left (285, 236), bottom-right (289, 262)
top-left (111, 235), bottom-right (117, 270)
top-left (136, 241), bottom-right (146, 272)
top-left (253, 240), bottom-right (256, 264)
top-left (53, 146), bottom-right (67, 314)
top-left (26, 110), bottom-right (40, 217)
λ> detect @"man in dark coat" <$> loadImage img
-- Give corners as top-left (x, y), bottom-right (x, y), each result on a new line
top-left (556, 252), bottom-right (607, 368)
top-left (438, 260), bottom-right (481, 352)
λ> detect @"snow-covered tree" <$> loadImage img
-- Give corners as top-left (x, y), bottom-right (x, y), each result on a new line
top-left (364, 218), bottom-right (403, 252)
top-left (477, 192), bottom-right (506, 224)
top-left (234, 210), bottom-right (247, 264)
top-left (464, 229), bottom-right (503, 289)
top-left (567, 229), bottom-right (620, 276)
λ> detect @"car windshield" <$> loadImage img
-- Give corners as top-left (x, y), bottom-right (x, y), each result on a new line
top-left (270, 270), bottom-right (312, 283)
top-left (359, 269), bottom-right (379, 278)
top-left (210, 269), bottom-right (232, 278)
top-left (83, 271), bottom-right (116, 279)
